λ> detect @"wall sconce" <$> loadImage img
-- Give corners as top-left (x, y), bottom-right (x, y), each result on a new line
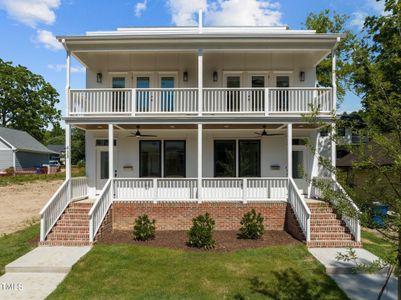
top-left (183, 71), bottom-right (188, 82)
top-left (213, 71), bottom-right (218, 82)
top-left (96, 72), bottom-right (103, 83)
top-left (299, 71), bottom-right (305, 82)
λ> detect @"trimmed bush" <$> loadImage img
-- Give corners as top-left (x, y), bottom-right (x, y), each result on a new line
top-left (133, 214), bottom-right (156, 241)
top-left (239, 209), bottom-right (265, 240)
top-left (187, 213), bottom-right (216, 249)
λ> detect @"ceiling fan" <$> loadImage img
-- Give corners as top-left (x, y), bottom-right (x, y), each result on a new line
top-left (254, 125), bottom-right (284, 138)
top-left (128, 126), bottom-right (157, 138)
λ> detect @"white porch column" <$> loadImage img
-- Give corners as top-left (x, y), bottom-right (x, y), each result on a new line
top-left (108, 124), bottom-right (114, 180)
top-left (197, 123), bottom-right (203, 202)
top-left (65, 124), bottom-right (72, 180)
top-left (198, 49), bottom-right (203, 116)
top-left (287, 123), bottom-right (292, 178)
top-left (65, 50), bottom-right (71, 116)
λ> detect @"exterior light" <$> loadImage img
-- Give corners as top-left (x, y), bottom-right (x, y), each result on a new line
top-left (96, 72), bottom-right (103, 83)
top-left (183, 71), bottom-right (188, 82)
top-left (299, 71), bottom-right (305, 82)
top-left (213, 71), bottom-right (218, 82)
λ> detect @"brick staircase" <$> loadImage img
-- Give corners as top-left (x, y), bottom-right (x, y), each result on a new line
top-left (40, 201), bottom-right (92, 246)
top-left (307, 201), bottom-right (361, 248)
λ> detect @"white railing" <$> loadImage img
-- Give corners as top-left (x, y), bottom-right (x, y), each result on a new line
top-left (89, 178), bottom-right (113, 242)
top-left (136, 88), bottom-right (198, 114)
top-left (71, 177), bottom-right (88, 200)
top-left (40, 177), bottom-right (89, 241)
top-left (203, 88), bottom-right (265, 113)
top-left (311, 177), bottom-right (361, 242)
top-left (288, 178), bottom-right (311, 241)
top-left (68, 87), bottom-right (333, 116)
top-left (40, 179), bottom-right (70, 241)
top-left (70, 89), bottom-right (132, 115)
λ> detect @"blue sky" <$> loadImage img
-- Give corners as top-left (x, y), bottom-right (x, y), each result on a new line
top-left (0, 0), bottom-right (385, 120)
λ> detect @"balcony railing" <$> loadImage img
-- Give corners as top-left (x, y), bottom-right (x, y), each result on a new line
top-left (68, 87), bottom-right (333, 117)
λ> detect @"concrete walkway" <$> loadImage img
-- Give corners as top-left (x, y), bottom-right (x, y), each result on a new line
top-left (309, 248), bottom-right (397, 300)
top-left (0, 246), bottom-right (91, 300)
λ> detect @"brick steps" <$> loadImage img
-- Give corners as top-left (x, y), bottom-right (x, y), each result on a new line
top-left (41, 201), bottom-right (92, 246)
top-left (307, 201), bottom-right (360, 248)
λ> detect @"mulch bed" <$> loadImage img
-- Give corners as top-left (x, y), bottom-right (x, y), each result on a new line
top-left (97, 230), bottom-right (300, 252)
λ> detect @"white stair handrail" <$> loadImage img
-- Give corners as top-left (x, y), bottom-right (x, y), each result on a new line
top-left (288, 178), bottom-right (311, 242)
top-left (89, 178), bottom-right (113, 242)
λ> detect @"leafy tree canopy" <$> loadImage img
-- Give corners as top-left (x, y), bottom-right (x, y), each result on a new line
top-left (0, 58), bottom-right (61, 142)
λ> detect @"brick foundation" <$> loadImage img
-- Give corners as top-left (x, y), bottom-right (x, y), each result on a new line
top-left (94, 201), bottom-right (304, 241)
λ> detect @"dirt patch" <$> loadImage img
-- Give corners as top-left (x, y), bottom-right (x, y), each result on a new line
top-left (0, 180), bottom-right (63, 235)
top-left (97, 230), bottom-right (300, 252)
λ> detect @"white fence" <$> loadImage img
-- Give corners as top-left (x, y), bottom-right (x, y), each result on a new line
top-left (68, 87), bottom-right (333, 116)
top-left (40, 177), bottom-right (89, 241)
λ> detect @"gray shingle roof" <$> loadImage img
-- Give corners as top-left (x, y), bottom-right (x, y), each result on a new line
top-left (47, 144), bottom-right (65, 153)
top-left (0, 127), bottom-right (56, 154)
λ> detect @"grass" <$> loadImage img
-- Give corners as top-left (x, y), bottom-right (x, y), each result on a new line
top-left (362, 229), bottom-right (393, 260)
top-left (0, 224), bottom-right (39, 276)
top-left (48, 244), bottom-right (348, 300)
top-left (0, 167), bottom-right (85, 187)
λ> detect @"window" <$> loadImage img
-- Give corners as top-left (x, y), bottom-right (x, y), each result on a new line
top-left (96, 139), bottom-right (117, 147)
top-left (214, 140), bottom-right (261, 177)
top-left (164, 141), bottom-right (186, 177)
top-left (140, 141), bottom-right (161, 177)
top-left (239, 140), bottom-right (260, 177)
top-left (112, 77), bottom-right (126, 112)
top-left (337, 127), bottom-right (346, 137)
top-left (139, 140), bottom-right (186, 178)
top-left (214, 140), bottom-right (236, 177)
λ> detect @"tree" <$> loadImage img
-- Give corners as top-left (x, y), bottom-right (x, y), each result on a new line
top-left (307, 2), bottom-right (401, 299)
top-left (0, 59), bottom-right (61, 142)
top-left (304, 10), bottom-right (358, 104)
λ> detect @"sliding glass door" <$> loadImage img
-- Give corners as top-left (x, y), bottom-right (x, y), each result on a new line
top-left (164, 141), bottom-right (186, 177)
top-left (239, 140), bottom-right (261, 177)
top-left (140, 141), bottom-right (161, 177)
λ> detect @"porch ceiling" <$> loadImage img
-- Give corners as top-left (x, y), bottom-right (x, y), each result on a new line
top-left (74, 123), bottom-right (319, 131)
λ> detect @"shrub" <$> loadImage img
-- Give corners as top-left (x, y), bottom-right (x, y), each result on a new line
top-left (133, 214), bottom-right (156, 241)
top-left (239, 209), bottom-right (265, 240)
top-left (187, 213), bottom-right (216, 249)
top-left (4, 167), bottom-right (14, 176)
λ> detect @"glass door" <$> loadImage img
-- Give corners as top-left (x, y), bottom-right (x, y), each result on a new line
top-left (239, 140), bottom-right (261, 177)
top-left (112, 77), bottom-right (126, 112)
top-left (164, 141), bottom-right (186, 177)
top-left (276, 76), bottom-right (289, 111)
top-left (140, 141), bottom-right (161, 177)
top-left (136, 77), bottom-right (150, 112)
top-left (161, 77), bottom-right (175, 112)
top-left (251, 75), bottom-right (265, 111)
top-left (292, 147), bottom-right (307, 194)
top-left (226, 76), bottom-right (241, 111)
top-left (214, 140), bottom-right (236, 177)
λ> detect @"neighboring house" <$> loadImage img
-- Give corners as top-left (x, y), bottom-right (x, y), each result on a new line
top-left (0, 127), bottom-right (55, 172)
top-left (47, 144), bottom-right (66, 164)
top-left (39, 15), bottom-right (361, 248)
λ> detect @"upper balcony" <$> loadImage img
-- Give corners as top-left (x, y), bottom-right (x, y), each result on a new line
top-left (68, 87), bottom-right (333, 117)
top-left (60, 25), bottom-right (341, 120)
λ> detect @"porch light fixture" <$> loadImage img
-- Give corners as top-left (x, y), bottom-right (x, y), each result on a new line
top-left (299, 71), bottom-right (305, 82)
top-left (183, 71), bottom-right (188, 82)
top-left (96, 72), bottom-right (103, 83)
top-left (213, 71), bottom-right (218, 82)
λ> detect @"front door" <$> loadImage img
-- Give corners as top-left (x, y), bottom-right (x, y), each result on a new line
top-left (292, 146), bottom-right (307, 194)
top-left (96, 147), bottom-right (118, 191)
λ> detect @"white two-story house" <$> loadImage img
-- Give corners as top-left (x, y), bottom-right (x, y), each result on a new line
top-left (39, 16), bottom-right (360, 248)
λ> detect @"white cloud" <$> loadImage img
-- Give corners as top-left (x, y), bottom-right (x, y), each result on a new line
top-left (36, 29), bottom-right (63, 51)
top-left (166, 0), bottom-right (206, 26)
top-left (166, 0), bottom-right (282, 26)
top-left (350, 12), bottom-right (367, 30)
top-left (0, 0), bottom-right (60, 28)
top-left (207, 0), bottom-right (282, 26)
top-left (47, 64), bottom-right (85, 73)
top-left (134, 0), bottom-right (147, 17)
top-left (367, 0), bottom-right (385, 15)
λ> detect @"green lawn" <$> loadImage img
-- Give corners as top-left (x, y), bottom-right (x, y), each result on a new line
top-left (48, 244), bottom-right (348, 300)
top-left (0, 168), bottom-right (85, 187)
top-left (0, 224), bottom-right (39, 275)
top-left (362, 229), bottom-right (393, 260)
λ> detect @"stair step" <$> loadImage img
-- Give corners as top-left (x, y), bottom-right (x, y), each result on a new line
top-left (307, 240), bottom-right (362, 248)
top-left (311, 232), bottom-right (353, 241)
top-left (39, 240), bottom-right (92, 247)
top-left (60, 214), bottom-right (89, 220)
top-left (311, 213), bottom-right (340, 220)
top-left (69, 202), bottom-right (93, 208)
top-left (311, 226), bottom-right (349, 233)
top-left (310, 219), bottom-right (345, 226)
top-left (65, 207), bottom-right (91, 214)
top-left (309, 207), bottom-right (336, 214)
top-left (47, 232), bottom-right (89, 241)
top-left (52, 226), bottom-right (89, 234)
top-left (57, 219), bottom-right (89, 226)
